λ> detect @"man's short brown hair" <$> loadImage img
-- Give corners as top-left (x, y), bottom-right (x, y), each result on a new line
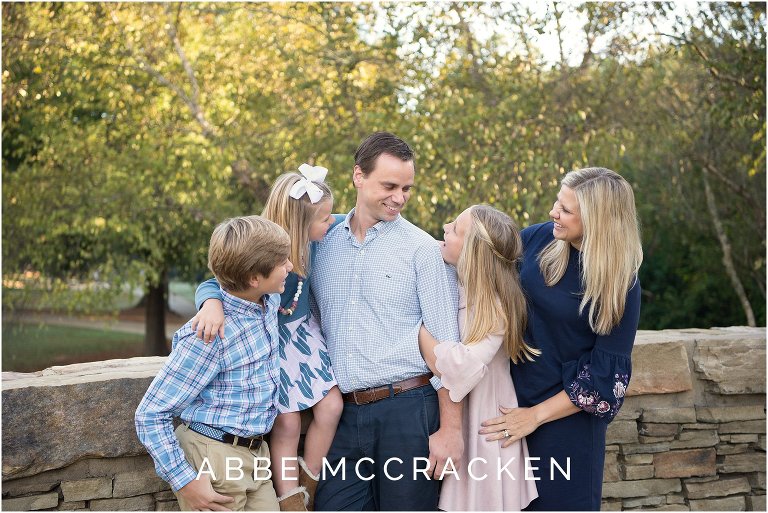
top-left (354, 131), bottom-right (414, 177)
top-left (208, 215), bottom-right (290, 292)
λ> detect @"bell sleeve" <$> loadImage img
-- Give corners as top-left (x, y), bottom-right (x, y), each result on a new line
top-left (561, 278), bottom-right (641, 424)
top-left (434, 332), bottom-right (503, 402)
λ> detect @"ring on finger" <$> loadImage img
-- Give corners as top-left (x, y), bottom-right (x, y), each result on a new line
top-left (503, 429), bottom-right (510, 438)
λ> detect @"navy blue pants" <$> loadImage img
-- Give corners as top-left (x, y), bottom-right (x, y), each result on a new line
top-left (315, 385), bottom-right (441, 511)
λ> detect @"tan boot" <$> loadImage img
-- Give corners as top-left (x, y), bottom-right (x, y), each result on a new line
top-left (298, 457), bottom-right (320, 511)
top-left (277, 486), bottom-right (308, 512)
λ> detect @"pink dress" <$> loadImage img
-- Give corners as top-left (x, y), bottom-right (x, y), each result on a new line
top-left (434, 286), bottom-right (538, 511)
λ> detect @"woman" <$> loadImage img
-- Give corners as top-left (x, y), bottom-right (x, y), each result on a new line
top-left (480, 167), bottom-right (643, 510)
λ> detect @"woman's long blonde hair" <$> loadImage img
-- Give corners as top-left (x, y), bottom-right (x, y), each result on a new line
top-left (262, 172), bottom-right (333, 277)
top-left (538, 168), bottom-right (643, 335)
top-left (457, 205), bottom-right (539, 363)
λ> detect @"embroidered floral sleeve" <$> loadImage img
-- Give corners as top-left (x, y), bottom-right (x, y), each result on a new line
top-left (560, 280), bottom-right (640, 424)
top-left (563, 356), bottom-right (630, 422)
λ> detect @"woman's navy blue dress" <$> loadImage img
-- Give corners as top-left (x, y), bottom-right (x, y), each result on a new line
top-left (512, 222), bottom-right (641, 511)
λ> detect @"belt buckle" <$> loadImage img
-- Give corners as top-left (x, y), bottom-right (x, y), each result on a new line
top-left (352, 390), bottom-right (372, 405)
top-left (248, 436), bottom-right (261, 450)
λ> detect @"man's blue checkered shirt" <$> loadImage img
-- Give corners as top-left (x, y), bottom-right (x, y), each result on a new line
top-left (310, 210), bottom-right (460, 393)
top-left (135, 290), bottom-right (279, 491)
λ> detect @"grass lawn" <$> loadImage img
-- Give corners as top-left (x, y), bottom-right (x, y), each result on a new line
top-left (2, 322), bottom-right (144, 373)
top-left (4, 280), bottom-right (197, 315)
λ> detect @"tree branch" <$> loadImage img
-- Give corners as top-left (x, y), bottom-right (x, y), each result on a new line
top-left (656, 32), bottom-right (762, 92)
top-left (107, 5), bottom-right (216, 139)
top-left (703, 161), bottom-right (762, 215)
top-left (163, 5), bottom-right (215, 138)
top-left (552, 2), bottom-right (566, 67)
top-left (701, 166), bottom-right (756, 326)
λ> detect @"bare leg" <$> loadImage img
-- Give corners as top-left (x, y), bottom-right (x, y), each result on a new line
top-left (302, 386), bottom-right (343, 475)
top-left (270, 411), bottom-right (302, 497)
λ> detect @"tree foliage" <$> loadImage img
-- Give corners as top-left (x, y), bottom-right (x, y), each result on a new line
top-left (3, 2), bottom-right (765, 352)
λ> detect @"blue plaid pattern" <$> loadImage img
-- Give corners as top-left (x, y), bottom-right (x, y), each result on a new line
top-left (135, 290), bottom-right (280, 491)
top-left (310, 210), bottom-right (460, 393)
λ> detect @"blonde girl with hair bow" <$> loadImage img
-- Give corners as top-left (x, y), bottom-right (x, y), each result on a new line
top-left (192, 165), bottom-right (342, 511)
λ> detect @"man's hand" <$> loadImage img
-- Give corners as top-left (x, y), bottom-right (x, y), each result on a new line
top-left (427, 388), bottom-right (464, 479)
top-left (176, 475), bottom-right (235, 511)
top-left (428, 424), bottom-right (463, 480)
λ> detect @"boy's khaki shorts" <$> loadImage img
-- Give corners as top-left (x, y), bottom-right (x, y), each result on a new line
top-left (174, 424), bottom-right (278, 511)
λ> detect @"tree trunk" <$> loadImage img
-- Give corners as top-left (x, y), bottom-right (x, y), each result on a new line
top-left (143, 272), bottom-right (169, 356)
top-left (702, 168), bottom-right (756, 327)
top-left (135, 283), bottom-right (171, 311)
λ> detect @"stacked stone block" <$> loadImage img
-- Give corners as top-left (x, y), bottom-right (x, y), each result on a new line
top-left (600, 327), bottom-right (766, 511)
top-left (2, 455), bottom-right (178, 511)
top-left (2, 359), bottom-right (179, 511)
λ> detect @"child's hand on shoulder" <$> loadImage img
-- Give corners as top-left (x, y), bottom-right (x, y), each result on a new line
top-left (191, 299), bottom-right (226, 344)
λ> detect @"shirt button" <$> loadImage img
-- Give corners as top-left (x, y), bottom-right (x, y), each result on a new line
top-left (350, 300), bottom-right (356, 305)
top-left (360, 250), bottom-right (365, 255)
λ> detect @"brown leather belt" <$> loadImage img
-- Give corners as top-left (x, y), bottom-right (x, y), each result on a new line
top-left (342, 373), bottom-right (433, 405)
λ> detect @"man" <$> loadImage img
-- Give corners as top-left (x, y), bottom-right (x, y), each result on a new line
top-left (311, 132), bottom-right (463, 510)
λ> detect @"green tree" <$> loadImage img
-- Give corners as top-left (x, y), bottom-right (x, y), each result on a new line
top-left (3, 2), bottom-right (409, 353)
top-left (3, 1), bottom-right (765, 347)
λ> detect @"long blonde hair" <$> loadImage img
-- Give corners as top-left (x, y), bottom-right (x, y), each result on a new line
top-left (538, 168), bottom-right (643, 335)
top-left (262, 172), bottom-right (333, 277)
top-left (457, 205), bottom-right (539, 363)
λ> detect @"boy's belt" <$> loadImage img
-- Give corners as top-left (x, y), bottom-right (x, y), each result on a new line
top-left (342, 373), bottom-right (433, 405)
top-left (188, 422), bottom-right (263, 450)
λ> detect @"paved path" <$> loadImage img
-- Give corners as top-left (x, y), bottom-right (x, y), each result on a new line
top-left (12, 312), bottom-right (187, 339)
top-left (10, 291), bottom-right (199, 340)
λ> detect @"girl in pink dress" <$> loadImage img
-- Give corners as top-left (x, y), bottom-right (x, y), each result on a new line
top-left (419, 204), bottom-right (539, 511)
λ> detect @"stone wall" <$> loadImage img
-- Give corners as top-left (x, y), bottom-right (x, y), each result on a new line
top-left (2, 327), bottom-right (765, 511)
top-left (602, 327), bottom-right (766, 511)
top-left (2, 358), bottom-right (176, 511)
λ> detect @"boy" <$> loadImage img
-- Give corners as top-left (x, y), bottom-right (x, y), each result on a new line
top-left (136, 215), bottom-right (292, 511)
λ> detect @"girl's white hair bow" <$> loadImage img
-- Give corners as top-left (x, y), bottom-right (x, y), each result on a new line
top-left (289, 163), bottom-right (328, 204)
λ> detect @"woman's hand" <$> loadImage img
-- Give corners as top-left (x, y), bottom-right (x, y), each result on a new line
top-left (480, 391), bottom-right (581, 447)
top-left (190, 299), bottom-right (225, 344)
top-left (479, 406), bottom-right (541, 448)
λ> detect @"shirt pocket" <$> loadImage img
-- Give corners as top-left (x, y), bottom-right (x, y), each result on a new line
top-left (362, 268), bottom-right (419, 317)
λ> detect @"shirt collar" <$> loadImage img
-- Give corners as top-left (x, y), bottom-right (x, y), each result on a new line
top-left (342, 208), bottom-right (401, 238)
top-left (220, 288), bottom-right (277, 317)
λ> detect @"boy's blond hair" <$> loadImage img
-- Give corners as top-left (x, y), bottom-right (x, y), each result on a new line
top-left (208, 215), bottom-right (290, 292)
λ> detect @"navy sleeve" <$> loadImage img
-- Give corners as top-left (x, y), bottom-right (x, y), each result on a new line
top-left (194, 278), bottom-right (222, 311)
top-left (561, 278), bottom-right (641, 424)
